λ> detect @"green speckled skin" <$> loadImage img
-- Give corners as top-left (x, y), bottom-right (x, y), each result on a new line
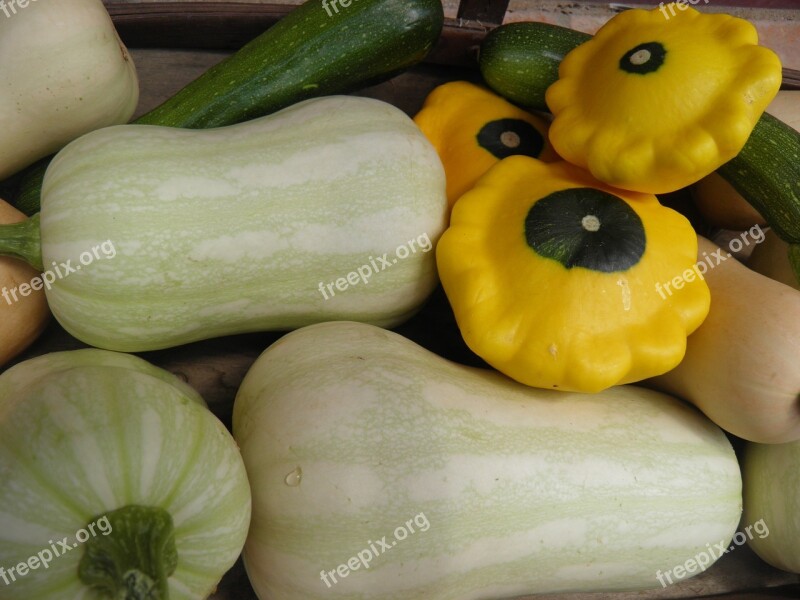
top-left (233, 321), bottom-right (743, 600)
top-left (479, 22), bottom-right (591, 111)
top-left (136, 0), bottom-right (444, 129)
top-left (40, 96), bottom-right (447, 352)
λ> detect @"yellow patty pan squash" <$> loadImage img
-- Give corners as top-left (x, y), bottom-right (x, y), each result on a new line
top-left (414, 81), bottom-right (558, 207)
top-left (545, 3), bottom-right (782, 194)
top-left (437, 157), bottom-right (710, 393)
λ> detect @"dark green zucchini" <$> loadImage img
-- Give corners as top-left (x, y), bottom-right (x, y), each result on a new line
top-left (479, 22), bottom-right (590, 112)
top-left (717, 113), bottom-right (800, 243)
top-left (479, 21), bottom-right (800, 244)
top-left (14, 0), bottom-right (444, 215)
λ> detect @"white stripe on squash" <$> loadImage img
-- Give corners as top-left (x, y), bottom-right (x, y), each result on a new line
top-left (233, 321), bottom-right (742, 600)
top-left (40, 96), bottom-right (447, 351)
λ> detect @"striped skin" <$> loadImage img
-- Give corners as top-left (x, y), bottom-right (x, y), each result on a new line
top-left (0, 349), bottom-right (251, 600)
top-left (0, 0), bottom-right (138, 181)
top-left (743, 441), bottom-right (800, 572)
top-left (40, 96), bottom-right (447, 352)
top-left (233, 322), bottom-right (742, 600)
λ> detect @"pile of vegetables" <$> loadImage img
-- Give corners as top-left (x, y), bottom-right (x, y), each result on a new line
top-left (0, 0), bottom-right (798, 598)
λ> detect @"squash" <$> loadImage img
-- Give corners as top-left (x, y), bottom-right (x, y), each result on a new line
top-left (0, 0), bottom-right (138, 181)
top-left (742, 439), bottom-right (800, 574)
top-left (544, 4), bottom-right (782, 195)
top-left (479, 22), bottom-right (591, 111)
top-left (413, 81), bottom-right (559, 208)
top-left (747, 228), bottom-right (800, 291)
top-left (233, 321), bottom-right (742, 600)
top-left (692, 91), bottom-right (799, 231)
top-left (14, 0), bottom-right (444, 216)
top-left (0, 348), bottom-right (251, 599)
top-left (0, 200), bottom-right (49, 366)
top-left (436, 157), bottom-right (709, 393)
top-left (649, 236), bottom-right (800, 444)
top-left (479, 18), bottom-right (800, 240)
top-left (16, 96), bottom-right (445, 352)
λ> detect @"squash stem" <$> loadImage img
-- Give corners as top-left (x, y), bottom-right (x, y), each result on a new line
top-left (0, 212), bottom-right (43, 271)
top-left (78, 505), bottom-right (178, 600)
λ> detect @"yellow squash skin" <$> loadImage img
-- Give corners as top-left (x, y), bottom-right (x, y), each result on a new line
top-left (650, 237), bottom-right (800, 444)
top-left (545, 4), bottom-right (782, 194)
top-left (436, 157), bottom-right (709, 393)
top-left (413, 81), bottom-right (558, 208)
top-left (0, 200), bottom-right (49, 366)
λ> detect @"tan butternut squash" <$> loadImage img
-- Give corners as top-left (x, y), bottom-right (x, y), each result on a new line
top-left (649, 236), bottom-right (800, 444)
top-left (0, 200), bottom-right (49, 366)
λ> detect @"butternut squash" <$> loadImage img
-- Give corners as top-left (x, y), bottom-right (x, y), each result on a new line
top-left (649, 236), bottom-right (800, 443)
top-left (0, 200), bottom-right (49, 366)
top-left (234, 322), bottom-right (742, 600)
top-left (0, 0), bottom-right (138, 180)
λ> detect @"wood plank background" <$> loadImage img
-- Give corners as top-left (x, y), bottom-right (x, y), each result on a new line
top-left (7, 1), bottom-right (800, 598)
top-left (102, 0), bottom-right (799, 67)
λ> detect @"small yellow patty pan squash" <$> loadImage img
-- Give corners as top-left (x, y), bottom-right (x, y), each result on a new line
top-left (414, 81), bottom-right (558, 207)
top-left (437, 157), bottom-right (710, 393)
top-left (545, 4), bottom-right (782, 194)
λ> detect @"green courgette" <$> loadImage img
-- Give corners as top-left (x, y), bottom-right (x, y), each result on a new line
top-left (717, 113), bottom-right (800, 243)
top-left (14, 0), bottom-right (444, 215)
top-left (479, 22), bottom-right (590, 111)
top-left (479, 21), bottom-right (800, 245)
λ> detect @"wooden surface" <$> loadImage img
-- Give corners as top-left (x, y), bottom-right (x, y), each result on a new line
top-left (8, 37), bottom-right (800, 597)
top-left (101, 1), bottom-right (800, 67)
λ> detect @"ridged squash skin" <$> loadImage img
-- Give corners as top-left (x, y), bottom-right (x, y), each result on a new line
top-left (233, 322), bottom-right (742, 600)
top-left (40, 96), bottom-right (447, 352)
top-left (0, 0), bottom-right (138, 180)
top-left (743, 440), bottom-right (800, 573)
top-left (0, 349), bottom-right (251, 599)
top-left (0, 200), bottom-right (49, 366)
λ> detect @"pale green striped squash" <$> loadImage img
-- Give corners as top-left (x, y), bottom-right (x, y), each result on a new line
top-left (232, 321), bottom-right (743, 600)
top-left (39, 96), bottom-right (447, 351)
top-left (743, 440), bottom-right (800, 573)
top-left (0, 349), bottom-right (251, 599)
